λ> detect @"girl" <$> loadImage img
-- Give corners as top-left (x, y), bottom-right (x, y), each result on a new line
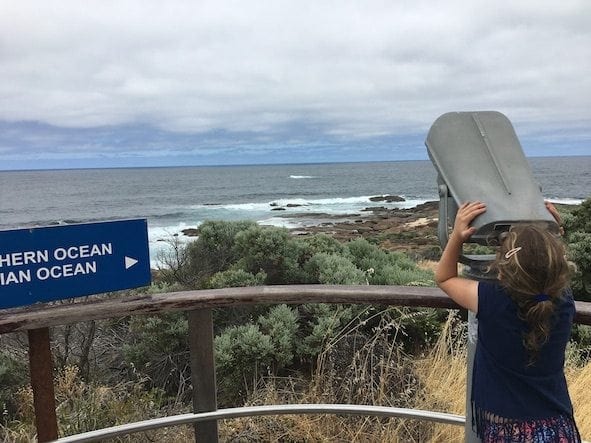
top-left (435, 201), bottom-right (581, 442)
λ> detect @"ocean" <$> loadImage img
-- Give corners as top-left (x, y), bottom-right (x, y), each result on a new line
top-left (1, 157), bottom-right (589, 265)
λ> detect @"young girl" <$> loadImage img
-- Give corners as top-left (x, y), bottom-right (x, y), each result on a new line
top-left (435, 201), bottom-right (581, 442)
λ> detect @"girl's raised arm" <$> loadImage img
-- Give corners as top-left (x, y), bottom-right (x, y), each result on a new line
top-left (435, 201), bottom-right (486, 313)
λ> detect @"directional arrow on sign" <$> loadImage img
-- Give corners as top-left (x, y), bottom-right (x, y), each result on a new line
top-left (125, 256), bottom-right (139, 270)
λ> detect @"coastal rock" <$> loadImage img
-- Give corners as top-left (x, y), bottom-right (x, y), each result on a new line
top-left (181, 228), bottom-right (200, 237)
top-left (290, 200), bottom-right (441, 259)
top-left (271, 207), bottom-right (286, 211)
top-left (369, 195), bottom-right (405, 203)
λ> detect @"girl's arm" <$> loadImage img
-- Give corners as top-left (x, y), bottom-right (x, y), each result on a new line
top-left (435, 201), bottom-right (486, 313)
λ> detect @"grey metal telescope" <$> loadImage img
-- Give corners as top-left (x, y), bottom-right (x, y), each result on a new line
top-left (426, 111), bottom-right (557, 256)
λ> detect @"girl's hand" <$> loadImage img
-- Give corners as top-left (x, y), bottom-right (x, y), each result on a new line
top-left (453, 201), bottom-right (487, 242)
top-left (436, 201), bottom-right (486, 313)
top-left (545, 201), bottom-right (564, 235)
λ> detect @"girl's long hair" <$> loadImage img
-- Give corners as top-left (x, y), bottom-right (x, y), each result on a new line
top-left (491, 224), bottom-right (572, 365)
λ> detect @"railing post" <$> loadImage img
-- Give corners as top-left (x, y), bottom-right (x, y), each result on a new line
top-left (28, 327), bottom-right (58, 442)
top-left (188, 308), bottom-right (218, 443)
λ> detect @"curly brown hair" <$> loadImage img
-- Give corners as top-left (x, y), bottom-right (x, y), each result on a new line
top-left (491, 224), bottom-right (573, 365)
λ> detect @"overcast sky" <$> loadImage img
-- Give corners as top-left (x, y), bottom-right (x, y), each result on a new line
top-left (1, 0), bottom-right (590, 170)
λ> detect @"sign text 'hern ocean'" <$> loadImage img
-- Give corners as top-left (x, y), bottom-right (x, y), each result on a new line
top-left (0, 219), bottom-right (151, 309)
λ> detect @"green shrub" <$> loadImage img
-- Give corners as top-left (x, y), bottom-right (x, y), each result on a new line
top-left (301, 233), bottom-right (348, 256)
top-left (0, 351), bottom-right (28, 420)
top-left (146, 221), bottom-right (438, 404)
top-left (206, 269), bottom-right (266, 289)
top-left (568, 231), bottom-right (591, 301)
top-left (122, 313), bottom-right (190, 398)
top-left (565, 198), bottom-right (591, 234)
top-left (215, 324), bottom-right (274, 405)
top-left (257, 305), bottom-right (299, 367)
top-left (215, 305), bottom-right (300, 405)
top-left (345, 238), bottom-right (433, 285)
top-left (562, 198), bottom-right (591, 301)
top-left (297, 304), bottom-right (357, 359)
top-left (304, 253), bottom-right (367, 285)
top-left (184, 220), bottom-right (258, 287)
top-left (234, 225), bottom-right (308, 284)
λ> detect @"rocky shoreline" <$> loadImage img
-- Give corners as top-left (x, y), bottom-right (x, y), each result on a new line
top-left (180, 199), bottom-right (576, 262)
top-left (179, 197), bottom-right (442, 259)
top-left (288, 200), bottom-right (441, 260)
top-left (284, 200), bottom-right (577, 261)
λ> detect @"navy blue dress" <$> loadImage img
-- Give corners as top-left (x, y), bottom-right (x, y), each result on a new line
top-left (473, 281), bottom-right (580, 442)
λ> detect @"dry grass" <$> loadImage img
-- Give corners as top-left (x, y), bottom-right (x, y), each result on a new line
top-left (2, 312), bottom-right (589, 442)
top-left (410, 313), bottom-right (467, 443)
top-left (222, 310), bottom-right (466, 442)
top-left (222, 312), bottom-right (591, 442)
top-left (416, 259), bottom-right (438, 273)
top-left (566, 359), bottom-right (591, 439)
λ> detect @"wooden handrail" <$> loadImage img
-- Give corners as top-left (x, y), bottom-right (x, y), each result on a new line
top-left (1, 285), bottom-right (590, 334)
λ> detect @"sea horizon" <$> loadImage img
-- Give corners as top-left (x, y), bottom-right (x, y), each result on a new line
top-left (1, 153), bottom-right (590, 173)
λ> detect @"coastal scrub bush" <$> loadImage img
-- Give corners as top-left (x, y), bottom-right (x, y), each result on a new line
top-left (215, 305), bottom-right (299, 405)
top-left (122, 313), bottom-right (190, 399)
top-left (205, 268), bottom-right (267, 289)
top-left (0, 350), bottom-right (28, 420)
top-left (184, 220), bottom-right (258, 287)
top-left (565, 198), bottom-right (591, 233)
top-left (299, 233), bottom-right (348, 257)
top-left (346, 238), bottom-right (433, 285)
top-left (568, 232), bottom-right (591, 300)
top-left (561, 197), bottom-right (591, 301)
top-left (234, 225), bottom-right (307, 284)
top-left (215, 325), bottom-right (273, 405)
top-left (297, 303), bottom-right (358, 359)
top-left (304, 253), bottom-right (367, 284)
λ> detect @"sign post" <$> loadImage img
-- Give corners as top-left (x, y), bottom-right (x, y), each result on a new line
top-left (0, 219), bottom-right (151, 440)
top-left (28, 327), bottom-right (58, 442)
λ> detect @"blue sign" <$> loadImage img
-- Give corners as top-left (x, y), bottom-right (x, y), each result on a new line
top-left (0, 219), bottom-right (151, 309)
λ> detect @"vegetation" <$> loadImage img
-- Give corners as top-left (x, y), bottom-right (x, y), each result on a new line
top-left (1, 198), bottom-right (590, 441)
top-left (562, 198), bottom-right (591, 301)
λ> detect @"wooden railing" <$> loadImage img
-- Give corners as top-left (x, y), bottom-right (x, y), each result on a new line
top-left (1, 285), bottom-right (590, 442)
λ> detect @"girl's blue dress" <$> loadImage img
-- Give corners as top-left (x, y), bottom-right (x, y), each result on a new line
top-left (473, 282), bottom-right (580, 442)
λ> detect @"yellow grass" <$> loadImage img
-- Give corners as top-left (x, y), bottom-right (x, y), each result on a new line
top-left (223, 312), bottom-right (591, 442)
top-left (566, 361), bottom-right (591, 438)
top-left (410, 314), bottom-right (467, 443)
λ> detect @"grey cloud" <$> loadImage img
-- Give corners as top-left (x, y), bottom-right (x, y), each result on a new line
top-left (0, 0), bottom-right (589, 165)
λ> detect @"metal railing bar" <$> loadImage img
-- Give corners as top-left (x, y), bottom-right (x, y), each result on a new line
top-left (53, 404), bottom-right (465, 443)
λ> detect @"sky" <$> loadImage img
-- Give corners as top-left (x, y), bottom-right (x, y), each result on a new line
top-left (1, 0), bottom-right (590, 170)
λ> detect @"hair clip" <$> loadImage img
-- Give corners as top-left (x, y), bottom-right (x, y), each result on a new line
top-left (534, 293), bottom-right (551, 303)
top-left (504, 246), bottom-right (522, 259)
